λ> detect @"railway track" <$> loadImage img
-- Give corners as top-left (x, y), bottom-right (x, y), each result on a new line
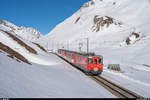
top-left (55, 53), bottom-right (143, 98)
top-left (90, 76), bottom-right (143, 98)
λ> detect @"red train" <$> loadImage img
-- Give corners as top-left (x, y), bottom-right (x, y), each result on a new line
top-left (58, 49), bottom-right (103, 75)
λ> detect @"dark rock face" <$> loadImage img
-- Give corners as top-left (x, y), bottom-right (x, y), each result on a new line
top-left (125, 32), bottom-right (140, 45)
top-left (0, 30), bottom-right (37, 54)
top-left (0, 20), bottom-right (42, 41)
top-left (92, 16), bottom-right (114, 32)
top-left (75, 17), bottom-right (80, 24)
top-left (0, 42), bottom-right (31, 64)
top-left (32, 42), bottom-right (47, 53)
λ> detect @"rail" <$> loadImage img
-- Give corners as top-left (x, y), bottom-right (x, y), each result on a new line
top-left (90, 76), bottom-right (144, 98)
top-left (55, 53), bottom-right (144, 98)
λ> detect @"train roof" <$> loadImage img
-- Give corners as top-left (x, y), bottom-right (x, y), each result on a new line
top-left (58, 49), bottom-right (102, 57)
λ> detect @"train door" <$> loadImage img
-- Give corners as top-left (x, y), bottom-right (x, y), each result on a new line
top-left (88, 57), bottom-right (93, 71)
top-left (64, 52), bottom-right (66, 59)
top-left (72, 54), bottom-right (75, 64)
top-left (59, 50), bottom-right (61, 55)
top-left (98, 56), bottom-right (103, 70)
top-left (78, 56), bottom-right (80, 65)
top-left (93, 57), bottom-right (100, 72)
top-left (93, 57), bottom-right (98, 65)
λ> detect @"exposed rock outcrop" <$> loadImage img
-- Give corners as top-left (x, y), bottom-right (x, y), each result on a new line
top-left (0, 42), bottom-right (31, 64)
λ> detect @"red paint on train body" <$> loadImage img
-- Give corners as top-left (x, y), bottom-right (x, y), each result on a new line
top-left (58, 49), bottom-right (103, 75)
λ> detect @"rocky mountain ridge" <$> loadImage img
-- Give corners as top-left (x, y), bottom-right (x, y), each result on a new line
top-left (0, 20), bottom-right (43, 42)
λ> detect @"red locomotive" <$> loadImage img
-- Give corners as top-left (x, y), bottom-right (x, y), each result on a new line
top-left (58, 49), bottom-right (103, 75)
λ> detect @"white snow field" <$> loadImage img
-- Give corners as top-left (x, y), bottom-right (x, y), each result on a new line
top-left (95, 46), bottom-right (150, 98)
top-left (0, 52), bottom-right (115, 98)
top-left (1, 0), bottom-right (150, 98)
top-left (0, 20), bottom-right (43, 42)
top-left (37, 0), bottom-right (150, 98)
top-left (0, 20), bottom-right (115, 98)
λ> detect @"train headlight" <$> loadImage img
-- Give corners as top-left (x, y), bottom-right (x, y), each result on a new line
top-left (72, 59), bottom-right (74, 63)
top-left (94, 68), bottom-right (98, 72)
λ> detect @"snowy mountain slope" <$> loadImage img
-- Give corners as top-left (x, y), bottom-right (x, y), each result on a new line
top-left (37, 0), bottom-right (150, 97)
top-left (0, 42), bottom-right (30, 64)
top-left (38, 0), bottom-right (150, 64)
top-left (0, 49), bottom-right (116, 98)
top-left (39, 0), bottom-right (150, 49)
top-left (0, 20), bottom-right (116, 98)
top-left (0, 20), bottom-right (56, 65)
top-left (0, 0), bottom-right (150, 98)
top-left (0, 20), bottom-right (43, 42)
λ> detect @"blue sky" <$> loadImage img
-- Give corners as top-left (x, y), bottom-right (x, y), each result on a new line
top-left (0, 0), bottom-right (91, 35)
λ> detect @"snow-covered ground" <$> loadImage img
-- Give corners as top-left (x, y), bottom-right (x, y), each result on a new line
top-left (0, 20), bottom-right (43, 42)
top-left (0, 20), bottom-right (116, 98)
top-left (0, 51), bottom-right (115, 98)
top-left (1, 0), bottom-right (150, 98)
top-left (37, 0), bottom-right (150, 98)
top-left (93, 39), bottom-right (150, 97)
top-left (95, 47), bottom-right (150, 98)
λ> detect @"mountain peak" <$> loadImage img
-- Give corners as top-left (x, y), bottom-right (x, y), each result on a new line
top-left (0, 20), bottom-right (43, 42)
top-left (40, 0), bottom-right (150, 51)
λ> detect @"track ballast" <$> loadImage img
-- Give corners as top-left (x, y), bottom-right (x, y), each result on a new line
top-left (90, 76), bottom-right (143, 98)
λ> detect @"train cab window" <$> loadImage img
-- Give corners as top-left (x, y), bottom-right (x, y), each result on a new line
top-left (88, 58), bottom-right (93, 64)
top-left (94, 59), bottom-right (98, 64)
top-left (99, 59), bottom-right (102, 64)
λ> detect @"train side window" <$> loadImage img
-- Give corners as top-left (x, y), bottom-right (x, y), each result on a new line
top-left (99, 59), bottom-right (102, 64)
top-left (88, 58), bottom-right (93, 64)
top-left (94, 59), bottom-right (97, 64)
